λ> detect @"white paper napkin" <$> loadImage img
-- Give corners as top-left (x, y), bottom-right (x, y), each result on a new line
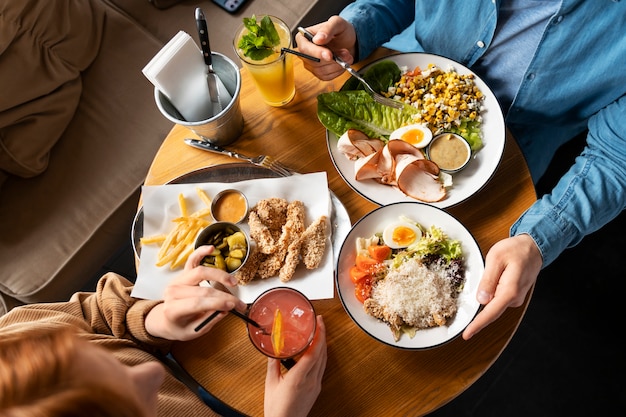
top-left (131, 173), bottom-right (335, 303)
top-left (142, 31), bottom-right (212, 122)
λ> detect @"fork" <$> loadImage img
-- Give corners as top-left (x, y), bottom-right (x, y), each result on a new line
top-left (333, 56), bottom-right (404, 109)
top-left (297, 27), bottom-right (403, 110)
top-left (184, 138), bottom-right (294, 177)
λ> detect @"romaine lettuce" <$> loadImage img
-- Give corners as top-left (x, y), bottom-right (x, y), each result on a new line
top-left (317, 91), bottom-right (418, 139)
top-left (316, 60), bottom-right (417, 139)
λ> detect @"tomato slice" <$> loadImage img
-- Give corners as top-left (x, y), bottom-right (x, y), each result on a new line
top-left (349, 266), bottom-right (370, 283)
top-left (355, 254), bottom-right (379, 274)
top-left (367, 245), bottom-right (391, 262)
top-left (355, 278), bottom-right (373, 303)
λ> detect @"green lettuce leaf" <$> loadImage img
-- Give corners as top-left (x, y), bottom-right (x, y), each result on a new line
top-left (340, 60), bottom-right (401, 94)
top-left (407, 225), bottom-right (463, 263)
top-left (317, 91), bottom-right (418, 139)
top-left (317, 59), bottom-right (414, 139)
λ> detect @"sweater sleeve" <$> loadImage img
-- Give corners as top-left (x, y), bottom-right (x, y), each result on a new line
top-left (0, 273), bottom-right (171, 354)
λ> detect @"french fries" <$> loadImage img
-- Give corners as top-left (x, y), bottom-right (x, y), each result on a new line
top-left (140, 187), bottom-right (214, 270)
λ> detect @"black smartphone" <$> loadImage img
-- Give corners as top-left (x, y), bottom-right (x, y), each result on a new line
top-left (212, 0), bottom-right (249, 14)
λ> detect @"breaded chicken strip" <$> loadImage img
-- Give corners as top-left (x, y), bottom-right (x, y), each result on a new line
top-left (233, 245), bottom-right (263, 285)
top-left (248, 211), bottom-right (277, 255)
top-left (301, 215), bottom-right (327, 269)
top-left (254, 197), bottom-right (288, 231)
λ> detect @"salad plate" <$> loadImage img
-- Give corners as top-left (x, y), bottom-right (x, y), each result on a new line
top-left (335, 202), bottom-right (484, 349)
top-left (325, 52), bottom-right (505, 209)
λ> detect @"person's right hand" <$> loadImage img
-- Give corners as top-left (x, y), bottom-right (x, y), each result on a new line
top-left (264, 316), bottom-right (327, 417)
top-left (144, 245), bottom-right (247, 341)
top-left (295, 16), bottom-right (358, 80)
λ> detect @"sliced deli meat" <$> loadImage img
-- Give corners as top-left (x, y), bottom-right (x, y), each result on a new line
top-left (348, 135), bottom-right (447, 202)
top-left (396, 158), bottom-right (445, 202)
top-left (337, 129), bottom-right (384, 160)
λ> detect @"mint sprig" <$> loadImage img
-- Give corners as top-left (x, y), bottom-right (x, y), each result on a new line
top-left (237, 15), bottom-right (281, 61)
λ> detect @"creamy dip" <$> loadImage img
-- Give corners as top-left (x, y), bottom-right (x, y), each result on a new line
top-left (212, 190), bottom-right (248, 223)
top-left (428, 133), bottom-right (470, 171)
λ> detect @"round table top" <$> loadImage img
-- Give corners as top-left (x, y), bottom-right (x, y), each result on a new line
top-left (142, 49), bottom-right (537, 417)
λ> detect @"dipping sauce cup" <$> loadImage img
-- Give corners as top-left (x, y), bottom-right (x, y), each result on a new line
top-left (233, 16), bottom-right (295, 107)
top-left (210, 189), bottom-right (248, 223)
top-left (427, 133), bottom-right (472, 173)
top-left (247, 287), bottom-right (316, 361)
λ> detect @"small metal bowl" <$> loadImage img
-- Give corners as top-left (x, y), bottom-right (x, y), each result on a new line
top-left (210, 189), bottom-right (249, 224)
top-left (195, 222), bottom-right (250, 274)
top-left (426, 133), bottom-right (472, 173)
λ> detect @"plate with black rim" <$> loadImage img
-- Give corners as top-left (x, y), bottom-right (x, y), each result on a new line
top-left (325, 52), bottom-right (505, 209)
top-left (335, 201), bottom-right (483, 349)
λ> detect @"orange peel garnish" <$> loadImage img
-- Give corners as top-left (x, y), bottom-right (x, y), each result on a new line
top-left (271, 308), bottom-right (284, 356)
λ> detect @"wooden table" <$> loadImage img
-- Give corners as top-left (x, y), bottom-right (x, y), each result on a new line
top-left (143, 49), bottom-right (537, 416)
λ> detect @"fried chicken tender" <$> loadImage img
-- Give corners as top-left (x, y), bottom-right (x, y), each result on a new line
top-left (275, 201), bottom-right (306, 282)
top-left (248, 211), bottom-right (278, 255)
top-left (233, 245), bottom-right (262, 285)
top-left (244, 197), bottom-right (327, 283)
top-left (254, 197), bottom-right (288, 231)
top-left (301, 215), bottom-right (327, 269)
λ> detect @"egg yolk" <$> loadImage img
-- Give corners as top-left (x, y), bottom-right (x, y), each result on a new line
top-left (400, 129), bottom-right (424, 146)
top-left (392, 226), bottom-right (417, 246)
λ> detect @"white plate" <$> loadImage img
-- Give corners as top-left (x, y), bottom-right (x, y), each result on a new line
top-left (335, 202), bottom-right (484, 349)
top-left (326, 52), bottom-right (505, 208)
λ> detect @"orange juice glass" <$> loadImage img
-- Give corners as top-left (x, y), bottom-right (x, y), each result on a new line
top-left (233, 16), bottom-right (295, 107)
top-left (247, 287), bottom-right (316, 360)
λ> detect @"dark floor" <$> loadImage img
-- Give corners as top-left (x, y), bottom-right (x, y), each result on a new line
top-left (91, 136), bottom-right (626, 416)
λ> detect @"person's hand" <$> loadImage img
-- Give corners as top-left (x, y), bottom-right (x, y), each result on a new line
top-left (264, 316), bottom-right (327, 417)
top-left (295, 16), bottom-right (358, 81)
top-left (145, 245), bottom-right (247, 341)
top-left (462, 234), bottom-right (543, 340)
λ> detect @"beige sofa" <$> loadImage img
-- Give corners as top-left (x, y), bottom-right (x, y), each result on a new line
top-left (0, 0), bottom-right (351, 315)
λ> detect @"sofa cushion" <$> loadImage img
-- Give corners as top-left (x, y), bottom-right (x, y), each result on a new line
top-left (0, 0), bottom-right (105, 186)
top-left (0, 0), bottom-right (172, 303)
top-left (107, 0), bottom-right (323, 64)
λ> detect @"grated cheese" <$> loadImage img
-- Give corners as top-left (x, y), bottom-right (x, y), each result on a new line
top-left (369, 257), bottom-right (457, 329)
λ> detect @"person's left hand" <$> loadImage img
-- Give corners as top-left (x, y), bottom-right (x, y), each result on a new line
top-left (145, 245), bottom-right (247, 341)
top-left (462, 234), bottom-right (542, 340)
top-left (264, 316), bottom-right (327, 417)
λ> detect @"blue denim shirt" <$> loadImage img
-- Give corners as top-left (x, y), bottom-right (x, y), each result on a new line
top-left (341, 0), bottom-right (626, 266)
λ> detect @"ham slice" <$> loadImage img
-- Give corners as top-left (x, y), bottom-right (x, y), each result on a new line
top-left (349, 135), bottom-right (447, 202)
top-left (396, 159), bottom-right (446, 202)
top-left (354, 151), bottom-right (382, 181)
top-left (337, 129), bottom-right (384, 160)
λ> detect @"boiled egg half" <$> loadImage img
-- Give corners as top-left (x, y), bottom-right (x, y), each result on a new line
top-left (389, 124), bottom-right (433, 149)
top-left (382, 221), bottom-right (423, 249)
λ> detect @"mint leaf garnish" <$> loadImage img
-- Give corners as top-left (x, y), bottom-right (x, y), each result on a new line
top-left (238, 15), bottom-right (281, 61)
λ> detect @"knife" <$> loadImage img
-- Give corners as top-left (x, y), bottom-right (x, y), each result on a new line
top-left (195, 8), bottom-right (223, 116)
top-left (185, 138), bottom-right (253, 163)
top-left (184, 138), bottom-right (296, 176)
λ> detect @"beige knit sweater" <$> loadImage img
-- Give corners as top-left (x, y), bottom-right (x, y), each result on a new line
top-left (0, 273), bottom-right (219, 416)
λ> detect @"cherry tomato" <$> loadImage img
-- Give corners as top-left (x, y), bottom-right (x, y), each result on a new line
top-left (355, 277), bottom-right (373, 303)
top-left (367, 245), bottom-right (391, 262)
top-left (355, 254), bottom-right (379, 274)
top-left (349, 266), bottom-right (370, 283)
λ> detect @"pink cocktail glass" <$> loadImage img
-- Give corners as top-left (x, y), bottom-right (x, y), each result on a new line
top-left (247, 287), bottom-right (316, 361)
